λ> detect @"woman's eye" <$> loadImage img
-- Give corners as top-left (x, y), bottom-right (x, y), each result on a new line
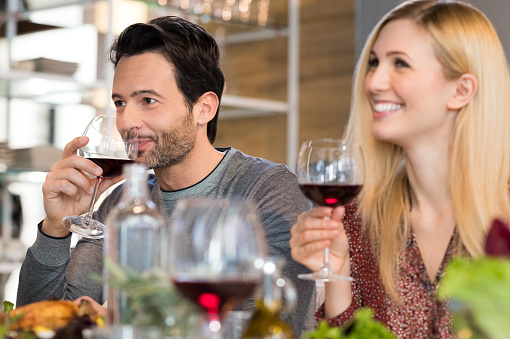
top-left (368, 57), bottom-right (379, 68)
top-left (395, 58), bottom-right (409, 68)
top-left (114, 100), bottom-right (125, 108)
top-left (142, 98), bottom-right (156, 105)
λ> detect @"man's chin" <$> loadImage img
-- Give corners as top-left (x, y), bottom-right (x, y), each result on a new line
top-left (133, 159), bottom-right (153, 169)
top-left (134, 153), bottom-right (150, 167)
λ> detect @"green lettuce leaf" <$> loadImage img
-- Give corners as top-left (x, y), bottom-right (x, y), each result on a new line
top-left (305, 308), bottom-right (395, 339)
top-left (438, 256), bottom-right (510, 339)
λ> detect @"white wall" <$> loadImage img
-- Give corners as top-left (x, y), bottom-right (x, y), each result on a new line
top-left (356, 0), bottom-right (510, 62)
top-left (466, 0), bottom-right (510, 60)
top-left (355, 0), bottom-right (402, 57)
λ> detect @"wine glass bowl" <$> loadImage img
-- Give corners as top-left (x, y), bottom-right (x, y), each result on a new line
top-left (62, 115), bottom-right (138, 239)
top-left (79, 118), bottom-right (137, 177)
top-left (297, 139), bottom-right (364, 282)
top-left (167, 198), bottom-right (267, 336)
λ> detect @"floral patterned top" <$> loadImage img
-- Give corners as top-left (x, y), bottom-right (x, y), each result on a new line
top-left (316, 202), bottom-right (457, 339)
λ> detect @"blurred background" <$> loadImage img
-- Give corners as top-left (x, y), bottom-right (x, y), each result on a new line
top-left (0, 0), bottom-right (507, 305)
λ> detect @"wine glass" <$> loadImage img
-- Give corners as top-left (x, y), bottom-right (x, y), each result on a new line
top-left (167, 198), bottom-right (267, 338)
top-left (62, 115), bottom-right (138, 239)
top-left (297, 139), bottom-right (364, 282)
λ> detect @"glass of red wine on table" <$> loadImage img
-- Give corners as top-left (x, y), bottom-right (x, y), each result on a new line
top-left (297, 139), bottom-right (364, 282)
top-left (167, 198), bottom-right (267, 338)
top-left (62, 115), bottom-right (138, 239)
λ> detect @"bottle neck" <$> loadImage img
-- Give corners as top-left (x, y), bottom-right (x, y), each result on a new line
top-left (121, 164), bottom-right (149, 202)
top-left (260, 261), bottom-right (283, 313)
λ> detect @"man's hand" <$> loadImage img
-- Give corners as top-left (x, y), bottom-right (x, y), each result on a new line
top-left (73, 296), bottom-right (107, 318)
top-left (41, 137), bottom-right (124, 237)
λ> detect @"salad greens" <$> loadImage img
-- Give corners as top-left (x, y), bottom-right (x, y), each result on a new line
top-left (438, 256), bottom-right (510, 339)
top-left (437, 218), bottom-right (510, 339)
top-left (304, 308), bottom-right (395, 339)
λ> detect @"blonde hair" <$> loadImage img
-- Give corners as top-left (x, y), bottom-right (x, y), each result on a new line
top-left (345, 0), bottom-right (510, 299)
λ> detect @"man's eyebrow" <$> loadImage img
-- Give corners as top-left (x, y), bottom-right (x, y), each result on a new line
top-left (111, 89), bottom-right (164, 100)
top-left (131, 89), bottom-right (164, 98)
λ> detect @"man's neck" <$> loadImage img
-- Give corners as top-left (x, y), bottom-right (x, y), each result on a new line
top-left (153, 143), bottom-right (225, 191)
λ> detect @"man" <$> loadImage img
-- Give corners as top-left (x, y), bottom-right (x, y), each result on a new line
top-left (16, 16), bottom-right (315, 337)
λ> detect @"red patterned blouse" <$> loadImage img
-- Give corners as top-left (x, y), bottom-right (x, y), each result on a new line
top-left (316, 202), bottom-right (457, 339)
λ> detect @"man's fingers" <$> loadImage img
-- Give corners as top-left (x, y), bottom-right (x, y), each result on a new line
top-left (62, 137), bottom-right (88, 159)
top-left (46, 168), bottom-right (96, 196)
top-left (50, 155), bottom-right (102, 178)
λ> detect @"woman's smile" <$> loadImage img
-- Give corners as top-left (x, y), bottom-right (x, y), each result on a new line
top-left (372, 101), bottom-right (404, 119)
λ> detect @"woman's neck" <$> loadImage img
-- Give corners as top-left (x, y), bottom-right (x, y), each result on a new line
top-left (405, 143), bottom-right (456, 281)
top-left (405, 142), bottom-right (452, 214)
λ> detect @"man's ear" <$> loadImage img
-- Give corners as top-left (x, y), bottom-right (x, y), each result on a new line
top-left (447, 73), bottom-right (478, 110)
top-left (195, 92), bottom-right (219, 125)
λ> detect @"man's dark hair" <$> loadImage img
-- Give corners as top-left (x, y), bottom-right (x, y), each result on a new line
top-left (109, 16), bottom-right (225, 144)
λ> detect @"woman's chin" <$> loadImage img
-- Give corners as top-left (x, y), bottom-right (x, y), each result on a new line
top-left (371, 126), bottom-right (392, 142)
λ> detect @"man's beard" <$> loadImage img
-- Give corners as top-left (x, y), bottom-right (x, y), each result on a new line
top-left (141, 113), bottom-right (196, 169)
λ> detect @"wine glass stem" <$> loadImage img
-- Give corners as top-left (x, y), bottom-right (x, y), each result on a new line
top-left (321, 216), bottom-right (332, 271)
top-left (85, 176), bottom-right (103, 219)
top-left (323, 247), bottom-right (331, 270)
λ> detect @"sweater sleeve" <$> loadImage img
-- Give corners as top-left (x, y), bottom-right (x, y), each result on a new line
top-left (16, 186), bottom-right (123, 307)
top-left (16, 221), bottom-right (73, 306)
top-left (248, 166), bottom-right (317, 338)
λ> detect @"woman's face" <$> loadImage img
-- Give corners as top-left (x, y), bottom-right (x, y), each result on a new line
top-left (364, 19), bottom-right (459, 150)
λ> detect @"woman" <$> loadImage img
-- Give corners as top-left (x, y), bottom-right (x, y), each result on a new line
top-left (290, 1), bottom-right (510, 338)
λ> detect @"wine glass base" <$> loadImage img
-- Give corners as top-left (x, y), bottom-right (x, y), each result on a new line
top-left (62, 215), bottom-right (106, 239)
top-left (298, 269), bottom-right (353, 282)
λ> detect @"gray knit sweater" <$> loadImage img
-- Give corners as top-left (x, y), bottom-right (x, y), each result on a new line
top-left (16, 148), bottom-right (316, 337)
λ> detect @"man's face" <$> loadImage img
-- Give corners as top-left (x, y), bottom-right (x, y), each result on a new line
top-left (112, 52), bottom-right (196, 169)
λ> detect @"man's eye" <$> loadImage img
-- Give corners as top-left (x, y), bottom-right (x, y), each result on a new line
top-left (114, 100), bottom-right (125, 107)
top-left (142, 98), bottom-right (156, 105)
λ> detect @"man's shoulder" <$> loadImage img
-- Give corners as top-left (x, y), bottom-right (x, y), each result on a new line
top-left (214, 148), bottom-right (303, 200)
top-left (222, 147), bottom-right (294, 176)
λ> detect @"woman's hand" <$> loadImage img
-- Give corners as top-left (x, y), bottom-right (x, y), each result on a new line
top-left (291, 206), bottom-right (353, 318)
top-left (290, 206), bottom-right (350, 276)
top-left (41, 137), bottom-right (124, 237)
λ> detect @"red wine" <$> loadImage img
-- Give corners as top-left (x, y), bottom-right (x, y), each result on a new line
top-left (87, 158), bottom-right (134, 177)
top-left (299, 184), bottom-right (362, 207)
top-left (173, 278), bottom-right (258, 315)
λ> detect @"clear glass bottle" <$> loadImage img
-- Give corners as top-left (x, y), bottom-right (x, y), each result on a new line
top-left (104, 163), bottom-right (165, 325)
top-left (242, 257), bottom-right (296, 339)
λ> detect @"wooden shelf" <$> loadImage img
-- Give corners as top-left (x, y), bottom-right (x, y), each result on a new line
top-left (1, 0), bottom-right (300, 165)
top-left (0, 69), bottom-right (107, 89)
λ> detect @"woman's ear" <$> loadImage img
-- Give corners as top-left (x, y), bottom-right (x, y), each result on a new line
top-left (447, 73), bottom-right (478, 110)
top-left (195, 92), bottom-right (219, 125)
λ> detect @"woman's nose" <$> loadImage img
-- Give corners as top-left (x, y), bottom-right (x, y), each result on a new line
top-left (365, 65), bottom-right (390, 93)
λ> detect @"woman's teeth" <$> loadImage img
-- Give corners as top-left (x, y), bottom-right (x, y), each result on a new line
top-left (374, 103), bottom-right (403, 113)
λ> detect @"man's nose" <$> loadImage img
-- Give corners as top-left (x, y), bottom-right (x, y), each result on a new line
top-left (120, 105), bottom-right (143, 130)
